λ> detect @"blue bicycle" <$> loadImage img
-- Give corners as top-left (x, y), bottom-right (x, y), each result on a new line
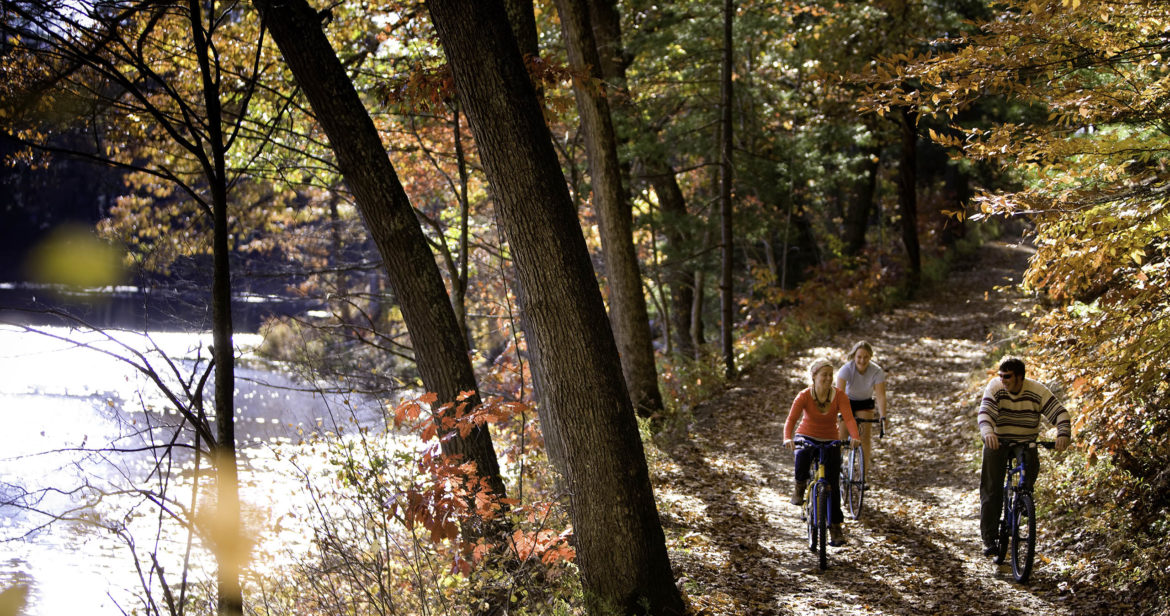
top-left (797, 438), bottom-right (842, 570)
top-left (994, 440), bottom-right (1055, 583)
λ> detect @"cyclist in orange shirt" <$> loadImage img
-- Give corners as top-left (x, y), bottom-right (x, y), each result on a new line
top-left (784, 357), bottom-right (860, 546)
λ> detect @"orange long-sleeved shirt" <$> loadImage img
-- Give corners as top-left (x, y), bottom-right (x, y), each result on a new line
top-left (784, 387), bottom-right (860, 442)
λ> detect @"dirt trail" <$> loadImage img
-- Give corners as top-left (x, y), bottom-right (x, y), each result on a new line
top-left (653, 240), bottom-right (1116, 616)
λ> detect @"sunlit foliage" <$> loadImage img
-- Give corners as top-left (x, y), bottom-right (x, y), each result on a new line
top-left (870, 0), bottom-right (1170, 604)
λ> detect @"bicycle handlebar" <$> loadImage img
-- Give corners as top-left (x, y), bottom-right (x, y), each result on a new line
top-left (1004, 440), bottom-right (1056, 452)
top-left (794, 439), bottom-right (844, 449)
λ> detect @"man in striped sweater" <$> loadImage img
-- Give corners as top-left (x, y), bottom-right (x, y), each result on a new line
top-left (978, 356), bottom-right (1072, 556)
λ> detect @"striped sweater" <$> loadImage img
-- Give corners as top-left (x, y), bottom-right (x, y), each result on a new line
top-left (978, 377), bottom-right (1072, 441)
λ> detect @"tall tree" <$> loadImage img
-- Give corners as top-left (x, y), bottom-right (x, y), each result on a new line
top-left (425, 0), bottom-right (686, 613)
top-left (718, 0), bottom-right (735, 378)
top-left (897, 105), bottom-right (921, 291)
top-left (843, 145), bottom-right (880, 257)
top-left (251, 0), bottom-right (508, 507)
top-left (588, 0), bottom-right (697, 359)
top-left (552, 0), bottom-right (664, 416)
top-left (0, 2), bottom-right (269, 612)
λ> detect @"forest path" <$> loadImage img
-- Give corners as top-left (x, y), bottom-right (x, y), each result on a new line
top-left (652, 240), bottom-right (1118, 616)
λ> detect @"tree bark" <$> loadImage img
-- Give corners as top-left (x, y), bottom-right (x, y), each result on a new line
top-left (254, 0), bottom-right (507, 504)
top-left (718, 0), bottom-right (736, 379)
top-left (844, 147), bottom-right (879, 257)
top-left (653, 170), bottom-right (696, 359)
top-left (897, 105), bottom-right (921, 292)
top-left (588, 0), bottom-right (695, 360)
top-left (553, 0), bottom-right (664, 417)
top-left (425, 1), bottom-right (685, 614)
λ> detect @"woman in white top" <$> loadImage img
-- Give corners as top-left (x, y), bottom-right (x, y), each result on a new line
top-left (836, 341), bottom-right (888, 471)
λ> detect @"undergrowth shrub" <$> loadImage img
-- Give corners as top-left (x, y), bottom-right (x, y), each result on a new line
top-left (260, 392), bottom-right (579, 616)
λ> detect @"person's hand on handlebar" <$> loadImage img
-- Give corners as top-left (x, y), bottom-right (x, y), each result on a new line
top-left (1055, 435), bottom-right (1070, 452)
top-left (784, 439), bottom-right (795, 451)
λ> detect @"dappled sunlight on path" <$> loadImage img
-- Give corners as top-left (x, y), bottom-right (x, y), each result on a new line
top-left (653, 241), bottom-right (1119, 616)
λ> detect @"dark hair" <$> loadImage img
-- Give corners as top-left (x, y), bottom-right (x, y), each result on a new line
top-left (998, 356), bottom-right (1026, 379)
top-left (848, 341), bottom-right (874, 359)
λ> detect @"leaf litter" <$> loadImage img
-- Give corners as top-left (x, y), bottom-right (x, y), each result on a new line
top-left (650, 240), bottom-right (1123, 616)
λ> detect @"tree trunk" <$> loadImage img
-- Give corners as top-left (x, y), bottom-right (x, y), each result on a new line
top-left (941, 162), bottom-right (969, 247)
top-left (553, 0), bottom-right (663, 417)
top-left (653, 169), bottom-right (696, 359)
top-left (187, 3), bottom-right (243, 613)
top-left (588, 0), bottom-right (696, 361)
top-left (844, 147), bottom-right (880, 257)
top-left (718, 0), bottom-right (735, 379)
top-left (254, 0), bottom-right (507, 505)
top-left (503, 0), bottom-right (539, 60)
top-left (425, 2), bottom-right (685, 614)
top-left (898, 106), bottom-right (921, 292)
top-left (452, 104), bottom-right (472, 347)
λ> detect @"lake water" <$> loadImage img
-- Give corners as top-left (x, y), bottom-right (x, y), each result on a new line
top-left (0, 324), bottom-right (386, 615)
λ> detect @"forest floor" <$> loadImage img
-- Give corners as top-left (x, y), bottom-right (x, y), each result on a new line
top-left (649, 239), bottom-right (1126, 616)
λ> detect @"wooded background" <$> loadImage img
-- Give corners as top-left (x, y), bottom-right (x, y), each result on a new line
top-left (1, 1), bottom-right (1167, 615)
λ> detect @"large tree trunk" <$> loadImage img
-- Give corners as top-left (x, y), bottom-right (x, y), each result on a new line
top-left (718, 0), bottom-right (735, 379)
top-left (588, 0), bottom-right (695, 360)
top-left (898, 105), bottom-right (921, 292)
top-left (425, 1), bottom-right (685, 614)
top-left (254, 0), bottom-right (506, 505)
top-left (553, 0), bottom-right (663, 417)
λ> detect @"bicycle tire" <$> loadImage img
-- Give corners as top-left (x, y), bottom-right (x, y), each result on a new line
top-left (846, 446), bottom-right (865, 518)
top-left (815, 483), bottom-right (829, 570)
top-left (994, 487), bottom-right (1011, 565)
top-left (805, 482), bottom-right (817, 553)
top-left (1012, 493), bottom-right (1037, 583)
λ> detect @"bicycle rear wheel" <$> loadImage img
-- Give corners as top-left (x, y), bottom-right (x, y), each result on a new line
top-left (815, 483), bottom-right (829, 570)
top-left (994, 488), bottom-right (1011, 565)
top-left (1011, 493), bottom-right (1037, 583)
top-left (845, 446), bottom-right (865, 519)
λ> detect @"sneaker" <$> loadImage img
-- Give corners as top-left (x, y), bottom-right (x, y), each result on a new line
top-left (982, 543), bottom-right (998, 557)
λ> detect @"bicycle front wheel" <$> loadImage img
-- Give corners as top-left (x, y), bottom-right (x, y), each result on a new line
top-left (994, 487), bottom-right (1011, 564)
top-left (845, 445), bottom-right (865, 519)
top-left (815, 483), bottom-right (829, 570)
top-left (805, 483), bottom-right (817, 553)
top-left (1011, 493), bottom-right (1037, 583)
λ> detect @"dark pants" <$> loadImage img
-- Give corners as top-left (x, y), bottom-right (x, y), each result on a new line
top-left (795, 438), bottom-right (844, 525)
top-left (979, 442), bottom-right (1040, 547)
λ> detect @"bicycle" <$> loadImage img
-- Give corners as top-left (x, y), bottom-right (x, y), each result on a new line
top-left (796, 438), bottom-right (843, 570)
top-left (993, 440), bottom-right (1055, 583)
top-left (840, 416), bottom-right (884, 519)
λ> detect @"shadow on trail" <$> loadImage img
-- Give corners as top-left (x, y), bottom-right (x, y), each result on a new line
top-left (660, 436), bottom-right (799, 615)
top-left (825, 506), bottom-right (1034, 616)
